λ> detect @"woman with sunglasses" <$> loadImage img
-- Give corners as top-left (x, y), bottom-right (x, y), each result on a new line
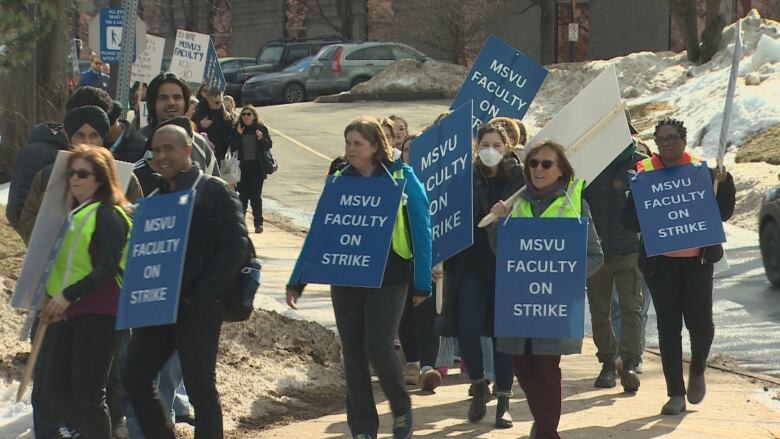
top-left (622, 119), bottom-right (735, 415)
top-left (435, 123), bottom-right (523, 428)
top-left (36, 145), bottom-right (132, 438)
top-left (230, 105), bottom-right (272, 233)
top-left (493, 141), bottom-right (603, 439)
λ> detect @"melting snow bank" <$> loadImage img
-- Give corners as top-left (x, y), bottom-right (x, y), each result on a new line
top-left (0, 381), bottom-right (32, 438)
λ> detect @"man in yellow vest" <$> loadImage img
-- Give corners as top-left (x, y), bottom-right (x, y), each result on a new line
top-left (622, 118), bottom-right (735, 415)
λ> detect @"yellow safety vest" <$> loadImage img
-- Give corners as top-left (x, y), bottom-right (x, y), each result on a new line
top-left (332, 168), bottom-right (412, 259)
top-left (46, 201), bottom-right (132, 298)
top-left (511, 179), bottom-right (585, 219)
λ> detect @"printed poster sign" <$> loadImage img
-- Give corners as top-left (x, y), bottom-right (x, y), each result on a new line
top-left (630, 163), bottom-right (726, 257)
top-left (450, 34), bottom-right (548, 128)
top-left (409, 101), bottom-right (473, 265)
top-left (300, 175), bottom-right (405, 288)
top-left (116, 189), bottom-right (196, 329)
top-left (495, 218), bottom-right (588, 338)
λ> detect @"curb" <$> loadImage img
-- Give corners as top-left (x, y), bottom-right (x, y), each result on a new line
top-left (315, 91), bottom-right (455, 103)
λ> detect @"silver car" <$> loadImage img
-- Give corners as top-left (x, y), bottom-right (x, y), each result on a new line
top-left (306, 42), bottom-right (428, 97)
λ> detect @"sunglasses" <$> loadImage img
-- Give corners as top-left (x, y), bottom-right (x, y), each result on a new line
top-left (654, 134), bottom-right (682, 145)
top-left (67, 169), bottom-right (94, 179)
top-left (528, 159), bottom-right (556, 170)
top-left (241, 112), bottom-right (253, 116)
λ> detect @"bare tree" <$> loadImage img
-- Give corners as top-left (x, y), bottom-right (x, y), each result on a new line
top-left (668, 0), bottom-right (728, 64)
top-left (700, 0), bottom-right (727, 63)
top-left (313, 0), bottom-right (354, 39)
top-left (668, 0), bottom-right (702, 62)
top-left (400, 0), bottom-right (487, 64)
top-left (210, 0), bottom-right (232, 56)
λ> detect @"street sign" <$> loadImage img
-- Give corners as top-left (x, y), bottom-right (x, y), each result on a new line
top-left (87, 8), bottom-right (146, 64)
top-left (409, 101), bottom-right (473, 265)
top-left (116, 189), bottom-right (196, 329)
top-left (630, 163), bottom-right (726, 257)
top-left (568, 23), bottom-right (579, 42)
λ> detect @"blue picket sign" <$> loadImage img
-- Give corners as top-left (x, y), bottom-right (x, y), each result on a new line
top-left (494, 217), bottom-right (588, 339)
top-left (630, 162), bottom-right (726, 256)
top-left (300, 174), bottom-right (406, 288)
top-left (204, 39), bottom-right (226, 91)
top-left (409, 101), bottom-right (473, 265)
top-left (116, 189), bottom-right (196, 329)
top-left (450, 34), bottom-right (548, 128)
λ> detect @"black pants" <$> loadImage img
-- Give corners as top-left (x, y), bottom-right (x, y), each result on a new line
top-left (645, 256), bottom-right (714, 396)
top-left (331, 284), bottom-right (410, 437)
top-left (41, 315), bottom-right (118, 439)
top-left (32, 315), bottom-right (63, 439)
top-left (238, 160), bottom-right (265, 227)
top-left (398, 285), bottom-right (439, 368)
top-left (123, 302), bottom-right (223, 439)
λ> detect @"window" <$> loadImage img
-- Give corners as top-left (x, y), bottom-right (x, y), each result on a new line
top-left (346, 46), bottom-right (393, 61)
top-left (284, 46), bottom-right (310, 64)
top-left (258, 46), bottom-right (284, 64)
top-left (314, 45), bottom-right (341, 61)
top-left (241, 59), bottom-right (256, 68)
top-left (220, 60), bottom-right (239, 70)
top-left (391, 45), bottom-right (424, 61)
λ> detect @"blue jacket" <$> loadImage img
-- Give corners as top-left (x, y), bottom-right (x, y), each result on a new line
top-left (288, 160), bottom-right (433, 295)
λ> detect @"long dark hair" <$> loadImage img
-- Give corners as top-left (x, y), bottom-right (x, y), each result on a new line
top-left (67, 144), bottom-right (128, 206)
top-left (475, 123), bottom-right (514, 178)
top-left (145, 73), bottom-right (192, 126)
top-left (523, 141), bottom-right (575, 186)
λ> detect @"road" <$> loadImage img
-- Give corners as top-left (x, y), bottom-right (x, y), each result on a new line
top-left (258, 101), bottom-right (780, 379)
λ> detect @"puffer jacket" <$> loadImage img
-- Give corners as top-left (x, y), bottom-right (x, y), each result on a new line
top-left (496, 183), bottom-right (604, 356)
top-left (153, 166), bottom-right (250, 306)
top-left (6, 123), bottom-right (69, 229)
top-left (110, 119), bottom-right (148, 164)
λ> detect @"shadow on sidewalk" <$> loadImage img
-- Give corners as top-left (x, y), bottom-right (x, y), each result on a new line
top-left (560, 413), bottom-right (686, 438)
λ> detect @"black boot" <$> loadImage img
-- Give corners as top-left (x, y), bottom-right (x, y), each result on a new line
top-left (621, 360), bottom-right (641, 393)
top-left (494, 392), bottom-right (513, 429)
top-left (595, 361), bottom-right (617, 388)
top-left (468, 379), bottom-right (489, 422)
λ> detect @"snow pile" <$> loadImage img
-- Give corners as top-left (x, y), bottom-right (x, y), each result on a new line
top-left (0, 381), bottom-right (32, 439)
top-left (351, 59), bottom-right (468, 98)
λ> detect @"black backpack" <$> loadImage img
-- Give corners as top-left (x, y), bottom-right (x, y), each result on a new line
top-left (223, 243), bottom-right (261, 322)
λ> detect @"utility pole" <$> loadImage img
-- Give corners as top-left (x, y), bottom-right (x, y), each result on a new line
top-left (117, 0), bottom-right (139, 119)
top-left (569, 0), bottom-right (577, 62)
top-left (26, 0), bottom-right (37, 126)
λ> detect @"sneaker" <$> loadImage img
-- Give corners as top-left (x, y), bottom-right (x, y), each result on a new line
top-left (687, 371), bottom-right (706, 404)
top-left (255, 225), bottom-right (264, 233)
top-left (392, 412), bottom-right (413, 439)
top-left (594, 362), bottom-right (617, 388)
top-left (405, 363), bottom-right (421, 386)
top-left (494, 394), bottom-right (513, 429)
top-left (468, 379), bottom-right (489, 422)
top-left (620, 361), bottom-right (641, 393)
top-left (419, 366), bottom-right (442, 391)
top-left (661, 396), bottom-right (686, 415)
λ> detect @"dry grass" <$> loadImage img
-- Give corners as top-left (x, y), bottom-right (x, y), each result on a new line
top-left (735, 124), bottom-right (780, 165)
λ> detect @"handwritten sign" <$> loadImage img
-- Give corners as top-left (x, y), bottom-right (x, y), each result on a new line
top-left (450, 34), bottom-right (548, 128)
top-left (409, 101), bottom-right (473, 264)
top-left (116, 189), bottom-right (196, 328)
top-left (630, 163), bottom-right (726, 256)
top-left (131, 34), bottom-right (165, 85)
top-left (300, 175), bottom-right (405, 288)
top-left (170, 29), bottom-right (210, 83)
top-left (495, 218), bottom-right (588, 338)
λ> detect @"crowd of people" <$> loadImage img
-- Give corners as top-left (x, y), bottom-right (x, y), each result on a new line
top-left (5, 67), bottom-right (736, 439)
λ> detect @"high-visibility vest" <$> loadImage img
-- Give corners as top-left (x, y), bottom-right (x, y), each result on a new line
top-left (332, 168), bottom-right (412, 259)
top-left (636, 152), bottom-right (699, 173)
top-left (46, 201), bottom-right (132, 298)
top-left (511, 179), bottom-right (585, 219)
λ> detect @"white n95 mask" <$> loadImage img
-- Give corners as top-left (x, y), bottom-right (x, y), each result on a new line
top-left (479, 147), bottom-right (503, 167)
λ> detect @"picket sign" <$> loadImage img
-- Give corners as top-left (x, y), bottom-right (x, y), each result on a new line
top-left (479, 65), bottom-right (632, 227)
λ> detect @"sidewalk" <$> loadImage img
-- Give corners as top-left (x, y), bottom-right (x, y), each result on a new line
top-left (250, 220), bottom-right (780, 439)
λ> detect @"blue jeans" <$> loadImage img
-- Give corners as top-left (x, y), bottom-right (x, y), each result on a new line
top-left (454, 271), bottom-right (513, 392)
top-left (125, 351), bottom-right (192, 439)
top-left (611, 280), bottom-right (652, 359)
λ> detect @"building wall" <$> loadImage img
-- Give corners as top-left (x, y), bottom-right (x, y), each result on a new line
top-left (588, 0), bottom-right (671, 60)
top-left (485, 0), bottom-right (543, 63)
top-left (229, 0), bottom-right (285, 58)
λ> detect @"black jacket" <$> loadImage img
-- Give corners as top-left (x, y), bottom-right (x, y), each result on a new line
top-left (7, 122), bottom-right (69, 228)
top-left (622, 165), bottom-right (736, 277)
top-left (193, 103), bottom-right (234, 160)
top-left (584, 151), bottom-right (646, 257)
top-left (110, 119), bottom-right (148, 164)
top-left (229, 122), bottom-right (272, 178)
top-left (439, 160), bottom-right (525, 337)
top-left (155, 166), bottom-right (251, 306)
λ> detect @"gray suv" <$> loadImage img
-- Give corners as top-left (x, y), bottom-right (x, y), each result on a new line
top-left (306, 42), bottom-right (428, 97)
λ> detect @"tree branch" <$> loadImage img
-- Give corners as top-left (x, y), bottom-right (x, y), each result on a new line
top-left (313, 0), bottom-right (343, 36)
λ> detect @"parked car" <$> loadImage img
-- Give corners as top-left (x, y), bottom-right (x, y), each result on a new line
top-left (759, 177), bottom-right (780, 286)
top-left (241, 56), bottom-right (315, 105)
top-left (225, 36), bottom-right (349, 104)
top-left (306, 42), bottom-right (429, 98)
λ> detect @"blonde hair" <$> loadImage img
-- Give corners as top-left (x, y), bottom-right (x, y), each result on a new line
top-left (344, 116), bottom-right (395, 164)
top-left (489, 117), bottom-right (521, 146)
top-left (379, 117), bottom-right (397, 144)
top-left (67, 144), bottom-right (127, 206)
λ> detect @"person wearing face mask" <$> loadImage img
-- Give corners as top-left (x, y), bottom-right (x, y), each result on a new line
top-left (492, 141), bottom-right (603, 439)
top-left (435, 123), bottom-right (524, 429)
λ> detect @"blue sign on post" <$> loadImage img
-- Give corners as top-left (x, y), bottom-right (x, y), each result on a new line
top-left (116, 190), bottom-right (196, 329)
top-left (409, 101), bottom-right (473, 265)
top-left (99, 8), bottom-right (135, 64)
top-left (630, 162), bottom-right (726, 256)
top-left (494, 218), bottom-right (588, 338)
top-left (300, 175), bottom-right (406, 288)
top-left (204, 39), bottom-right (226, 92)
top-left (450, 34), bottom-right (548, 129)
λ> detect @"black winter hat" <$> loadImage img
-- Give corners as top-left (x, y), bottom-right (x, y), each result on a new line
top-left (64, 105), bottom-right (110, 141)
top-left (108, 101), bottom-right (123, 126)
